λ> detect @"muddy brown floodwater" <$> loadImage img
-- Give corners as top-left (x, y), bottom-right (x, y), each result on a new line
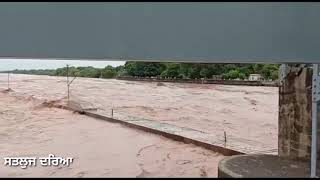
top-left (0, 74), bottom-right (278, 153)
top-left (0, 92), bottom-right (224, 177)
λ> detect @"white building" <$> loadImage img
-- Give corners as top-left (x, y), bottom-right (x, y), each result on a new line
top-left (248, 74), bottom-right (263, 81)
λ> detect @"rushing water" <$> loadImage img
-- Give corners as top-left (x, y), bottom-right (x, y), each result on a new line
top-left (0, 91), bottom-right (223, 177)
top-left (0, 74), bottom-right (279, 154)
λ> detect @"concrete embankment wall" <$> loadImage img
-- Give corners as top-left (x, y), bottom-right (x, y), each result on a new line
top-left (116, 77), bottom-right (279, 87)
top-left (278, 67), bottom-right (320, 159)
top-left (53, 103), bottom-right (243, 156)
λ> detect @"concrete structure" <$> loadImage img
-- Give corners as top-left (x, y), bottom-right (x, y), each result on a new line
top-left (248, 74), bottom-right (263, 81)
top-left (218, 65), bottom-right (319, 177)
top-left (218, 154), bottom-right (319, 178)
top-left (278, 66), bottom-right (319, 159)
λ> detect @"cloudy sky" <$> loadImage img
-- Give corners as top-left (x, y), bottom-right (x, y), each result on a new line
top-left (0, 59), bottom-right (125, 71)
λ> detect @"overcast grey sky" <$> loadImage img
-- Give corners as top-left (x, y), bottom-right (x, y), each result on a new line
top-left (0, 59), bottom-right (125, 71)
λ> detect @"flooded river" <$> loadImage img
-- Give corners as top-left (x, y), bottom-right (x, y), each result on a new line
top-left (0, 92), bottom-right (223, 177)
top-left (0, 74), bottom-right (279, 154)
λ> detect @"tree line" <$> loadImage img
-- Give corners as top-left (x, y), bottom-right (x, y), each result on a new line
top-left (1, 62), bottom-right (280, 81)
top-left (124, 62), bottom-right (279, 80)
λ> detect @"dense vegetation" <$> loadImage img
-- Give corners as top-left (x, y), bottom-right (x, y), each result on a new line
top-left (124, 62), bottom-right (279, 80)
top-left (3, 65), bottom-right (124, 79)
top-left (1, 62), bottom-right (280, 81)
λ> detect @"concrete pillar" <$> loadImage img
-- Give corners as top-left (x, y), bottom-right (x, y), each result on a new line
top-left (278, 65), bottom-right (320, 159)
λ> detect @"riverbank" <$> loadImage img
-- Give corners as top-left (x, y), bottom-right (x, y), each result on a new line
top-left (116, 76), bottom-right (279, 87)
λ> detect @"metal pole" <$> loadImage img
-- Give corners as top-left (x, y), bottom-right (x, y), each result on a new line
top-left (7, 72), bottom-right (9, 89)
top-left (67, 64), bottom-right (69, 102)
top-left (224, 131), bottom-right (227, 147)
top-left (311, 64), bottom-right (319, 177)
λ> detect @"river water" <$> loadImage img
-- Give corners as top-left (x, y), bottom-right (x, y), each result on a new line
top-left (0, 73), bottom-right (279, 154)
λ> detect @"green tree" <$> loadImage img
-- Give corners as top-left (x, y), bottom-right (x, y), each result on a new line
top-left (271, 70), bottom-right (279, 80)
top-left (189, 65), bottom-right (201, 79)
top-left (160, 63), bottom-right (180, 78)
top-left (261, 64), bottom-right (279, 80)
top-left (238, 72), bottom-right (246, 80)
top-left (223, 69), bottom-right (240, 80)
top-left (101, 65), bottom-right (117, 78)
top-left (143, 63), bottom-right (166, 77)
top-left (200, 67), bottom-right (211, 78)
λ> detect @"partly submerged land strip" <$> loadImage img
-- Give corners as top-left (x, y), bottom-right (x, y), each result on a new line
top-left (2, 89), bottom-right (271, 155)
top-left (52, 102), bottom-right (244, 156)
top-left (116, 76), bottom-right (279, 87)
top-left (0, 92), bottom-right (224, 177)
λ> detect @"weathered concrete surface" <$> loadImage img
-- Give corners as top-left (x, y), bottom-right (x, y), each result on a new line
top-left (218, 154), bottom-right (320, 178)
top-left (278, 66), bottom-right (319, 159)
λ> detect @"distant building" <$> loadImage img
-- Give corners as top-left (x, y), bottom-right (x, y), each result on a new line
top-left (248, 74), bottom-right (263, 81)
top-left (212, 75), bottom-right (223, 80)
